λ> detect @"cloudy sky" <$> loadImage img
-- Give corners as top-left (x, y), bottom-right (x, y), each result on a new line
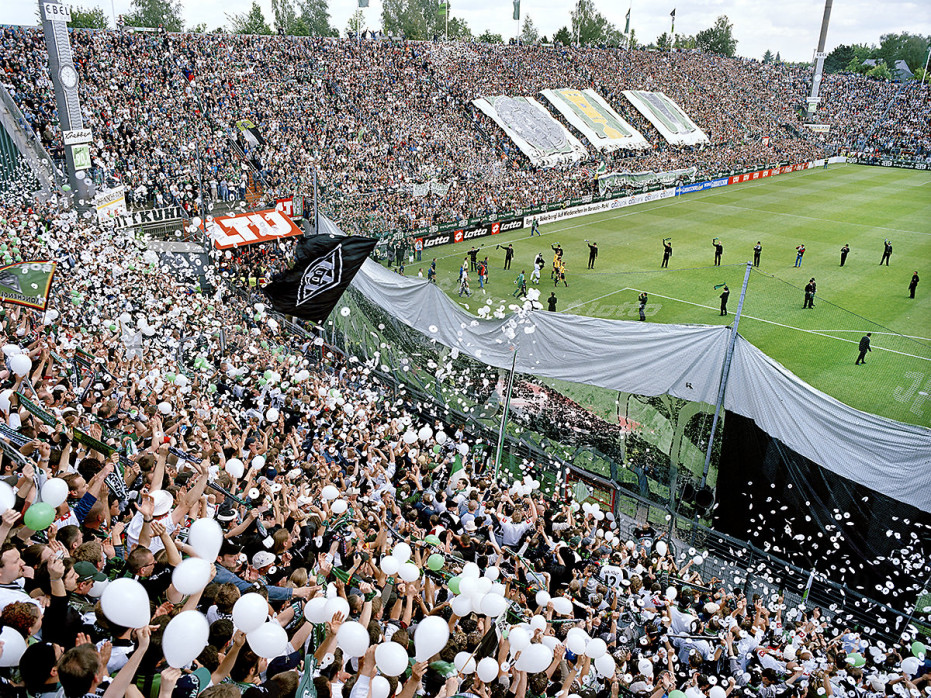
top-left (4, 0), bottom-right (930, 63)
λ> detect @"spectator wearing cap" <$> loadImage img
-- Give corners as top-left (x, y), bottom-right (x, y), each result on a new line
top-left (20, 642), bottom-right (64, 698)
top-left (68, 560), bottom-right (106, 615)
top-left (213, 539), bottom-right (310, 603)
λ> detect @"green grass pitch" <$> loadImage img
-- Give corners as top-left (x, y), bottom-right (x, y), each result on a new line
top-left (420, 164), bottom-right (931, 426)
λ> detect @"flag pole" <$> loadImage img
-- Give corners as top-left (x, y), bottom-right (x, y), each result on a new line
top-left (493, 346), bottom-right (518, 481)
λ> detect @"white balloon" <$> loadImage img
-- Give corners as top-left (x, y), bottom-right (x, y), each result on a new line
top-left (594, 654), bottom-right (616, 677)
top-left (380, 556), bottom-right (400, 576)
top-left (0, 389), bottom-right (13, 414)
top-left (305, 597), bottom-right (328, 624)
top-left (665, 587), bottom-right (677, 601)
top-left (321, 485), bottom-right (340, 500)
top-left (172, 558), bottom-right (213, 595)
top-left (535, 590), bottom-right (551, 608)
top-left (509, 627), bottom-right (531, 652)
top-left (638, 658), bottom-right (654, 677)
top-left (88, 578), bottom-right (109, 599)
top-left (515, 643), bottom-right (553, 674)
top-left (475, 577), bottom-right (493, 595)
top-left (375, 642), bottom-right (410, 677)
top-left (158, 401), bottom-right (172, 415)
top-left (163, 611), bottom-right (210, 668)
top-left (436, 431), bottom-right (448, 444)
top-left (0, 627), bottom-right (27, 667)
top-left (325, 596), bottom-right (350, 623)
top-left (266, 408), bottom-right (280, 422)
top-left (585, 638), bottom-right (608, 659)
top-left (225, 458), bottom-right (244, 479)
top-left (530, 615), bottom-right (546, 632)
top-left (398, 562), bottom-right (420, 583)
top-left (480, 593), bottom-right (509, 618)
top-left (402, 430), bottom-right (418, 444)
top-left (337, 621), bottom-right (371, 658)
top-left (455, 651), bottom-right (477, 674)
top-left (331, 499), bottom-right (348, 515)
top-left (462, 562), bottom-right (480, 578)
top-left (457, 443), bottom-right (469, 456)
top-left (901, 657), bottom-right (921, 675)
top-left (414, 615), bottom-right (450, 661)
top-left (188, 518), bottom-right (224, 561)
top-left (655, 541), bottom-right (668, 556)
top-left (551, 596), bottom-right (573, 616)
top-left (392, 542), bottom-right (412, 564)
top-left (476, 657), bottom-right (499, 683)
top-left (418, 425), bottom-right (433, 441)
top-left (370, 676), bottom-right (390, 698)
top-left (101, 578), bottom-right (151, 628)
top-left (450, 594), bottom-right (473, 617)
top-left (710, 687), bottom-right (726, 698)
top-left (251, 456), bottom-right (266, 470)
top-left (9, 354), bottom-right (31, 377)
top-left (40, 478), bottom-right (69, 507)
top-left (566, 634), bottom-right (587, 656)
top-left (232, 593), bottom-right (268, 634)
top-left (247, 621), bottom-right (289, 658)
top-left (484, 567), bottom-right (500, 581)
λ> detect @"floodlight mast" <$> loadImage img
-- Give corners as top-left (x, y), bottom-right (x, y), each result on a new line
top-left (805, 0), bottom-right (833, 120)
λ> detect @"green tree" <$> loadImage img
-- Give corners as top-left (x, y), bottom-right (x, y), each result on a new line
top-left (762, 49), bottom-right (773, 63)
top-left (627, 28), bottom-right (637, 49)
top-left (553, 26), bottom-right (571, 45)
top-left (520, 16), bottom-right (539, 44)
top-left (382, 0), bottom-right (445, 40)
top-left (655, 31), bottom-right (671, 51)
top-left (775, 51), bottom-right (781, 62)
top-left (694, 15), bottom-right (736, 56)
top-left (69, 6), bottom-right (109, 28)
top-left (190, 22), bottom-right (209, 33)
top-left (477, 29), bottom-right (504, 43)
top-left (866, 59), bottom-right (892, 81)
top-left (346, 9), bottom-right (365, 35)
top-left (298, 0), bottom-right (337, 36)
top-left (571, 0), bottom-right (622, 46)
top-left (673, 33), bottom-right (695, 50)
top-left (875, 32), bottom-right (931, 72)
top-left (123, 0), bottom-right (183, 31)
top-left (227, 0), bottom-right (273, 34)
top-left (271, 0), bottom-right (298, 33)
top-left (914, 67), bottom-right (928, 83)
top-left (845, 56), bottom-right (864, 74)
top-left (447, 16), bottom-right (472, 40)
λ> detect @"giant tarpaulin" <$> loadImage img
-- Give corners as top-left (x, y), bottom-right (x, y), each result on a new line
top-left (349, 259), bottom-right (931, 512)
top-left (623, 90), bottom-right (709, 146)
top-left (540, 88), bottom-right (650, 152)
top-left (473, 95), bottom-right (587, 168)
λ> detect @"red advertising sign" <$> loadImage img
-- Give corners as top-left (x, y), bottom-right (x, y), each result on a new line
top-left (208, 209), bottom-right (303, 250)
top-left (275, 197), bottom-right (293, 217)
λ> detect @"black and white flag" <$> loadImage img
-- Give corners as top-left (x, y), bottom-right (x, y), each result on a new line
top-left (263, 234), bottom-right (377, 324)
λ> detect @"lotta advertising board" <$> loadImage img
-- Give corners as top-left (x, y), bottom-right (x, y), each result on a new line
top-left (726, 162), bottom-right (812, 186)
top-left (415, 218), bottom-right (524, 250)
top-left (208, 208), bottom-right (303, 250)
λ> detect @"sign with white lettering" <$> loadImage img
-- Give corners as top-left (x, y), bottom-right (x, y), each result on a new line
top-left (207, 209), bottom-right (303, 249)
top-left (43, 2), bottom-right (72, 21)
top-left (63, 128), bottom-right (92, 145)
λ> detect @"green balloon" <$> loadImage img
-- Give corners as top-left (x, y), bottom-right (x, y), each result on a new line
top-left (846, 653), bottom-right (865, 667)
top-left (263, 369), bottom-right (273, 380)
top-left (432, 444), bottom-right (442, 454)
top-left (258, 378), bottom-right (268, 387)
top-left (447, 576), bottom-right (461, 595)
top-left (109, 324), bottom-right (117, 332)
top-left (912, 641), bottom-right (927, 659)
top-left (166, 373), bottom-right (176, 383)
top-left (669, 692), bottom-right (687, 698)
top-left (208, 384), bottom-right (217, 394)
top-left (427, 554), bottom-right (444, 572)
top-left (424, 534), bottom-right (441, 546)
top-left (24, 502), bottom-right (56, 531)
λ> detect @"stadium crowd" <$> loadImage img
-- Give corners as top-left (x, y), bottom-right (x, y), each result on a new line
top-left (2, 29), bottom-right (930, 239)
top-left (0, 193), bottom-right (930, 697)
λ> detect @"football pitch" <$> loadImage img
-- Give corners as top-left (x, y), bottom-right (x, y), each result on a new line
top-left (423, 164), bottom-right (931, 426)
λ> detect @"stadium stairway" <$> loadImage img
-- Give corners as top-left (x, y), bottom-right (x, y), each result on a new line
top-left (0, 82), bottom-right (61, 198)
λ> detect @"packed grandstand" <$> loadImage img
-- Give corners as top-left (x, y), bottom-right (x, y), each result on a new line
top-left (0, 24), bottom-right (929, 698)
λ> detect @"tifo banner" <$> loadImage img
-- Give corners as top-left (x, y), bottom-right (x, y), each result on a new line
top-left (412, 183), bottom-right (430, 198)
top-left (113, 206), bottom-right (186, 229)
top-left (472, 95), bottom-right (587, 168)
top-left (263, 234), bottom-right (378, 324)
top-left (598, 167), bottom-right (697, 194)
top-left (0, 260), bottom-right (57, 311)
top-left (623, 91), bottom-right (709, 146)
top-left (430, 181), bottom-right (451, 197)
top-left (208, 209), bottom-right (303, 250)
top-left (94, 186), bottom-right (128, 224)
top-left (235, 119), bottom-right (266, 147)
top-left (540, 88), bottom-right (650, 152)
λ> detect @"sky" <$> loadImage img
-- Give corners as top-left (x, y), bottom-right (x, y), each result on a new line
top-left (3, 0), bottom-right (930, 63)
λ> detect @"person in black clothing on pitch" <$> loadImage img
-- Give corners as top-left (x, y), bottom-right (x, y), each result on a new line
top-left (719, 286), bottom-right (730, 316)
top-left (498, 243), bottom-right (514, 270)
top-left (840, 244), bottom-right (850, 267)
top-left (468, 246), bottom-right (479, 271)
top-left (713, 238), bottom-right (723, 266)
top-left (547, 292), bottom-right (557, 311)
top-left (662, 239), bottom-right (672, 268)
top-left (856, 333), bottom-right (872, 364)
top-left (803, 278), bottom-right (816, 308)
top-left (880, 239), bottom-right (892, 266)
top-left (639, 292), bottom-right (648, 321)
top-left (587, 241), bottom-right (598, 269)
top-left (753, 241), bottom-right (762, 267)
top-left (909, 271), bottom-right (919, 298)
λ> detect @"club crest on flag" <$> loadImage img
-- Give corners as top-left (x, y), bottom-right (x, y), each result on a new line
top-left (298, 247), bottom-right (343, 306)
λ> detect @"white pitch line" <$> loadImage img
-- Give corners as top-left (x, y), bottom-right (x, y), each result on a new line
top-left (567, 287), bottom-right (931, 361)
top-left (809, 329), bottom-right (931, 342)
